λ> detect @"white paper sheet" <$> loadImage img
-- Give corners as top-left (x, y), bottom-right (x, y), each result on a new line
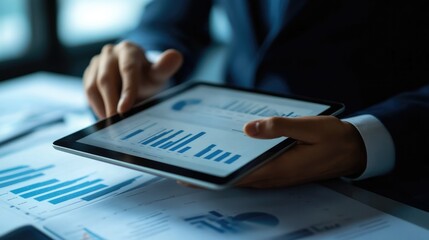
top-left (0, 205), bottom-right (34, 236)
top-left (43, 177), bottom-right (429, 240)
top-left (0, 72), bottom-right (94, 156)
top-left (0, 144), bottom-right (159, 222)
top-left (0, 144), bottom-right (428, 240)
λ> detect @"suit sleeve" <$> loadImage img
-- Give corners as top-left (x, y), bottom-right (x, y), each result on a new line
top-left (126, 0), bottom-right (213, 82)
top-left (355, 84), bottom-right (429, 175)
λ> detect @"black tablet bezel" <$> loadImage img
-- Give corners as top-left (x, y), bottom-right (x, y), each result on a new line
top-left (53, 82), bottom-right (344, 186)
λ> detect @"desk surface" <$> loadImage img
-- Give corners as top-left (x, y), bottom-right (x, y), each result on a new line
top-left (324, 180), bottom-right (429, 229)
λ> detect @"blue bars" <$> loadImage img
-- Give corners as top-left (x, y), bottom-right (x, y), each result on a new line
top-left (21, 176), bottom-right (88, 198)
top-left (139, 128), bottom-right (166, 143)
top-left (82, 177), bottom-right (139, 201)
top-left (49, 184), bottom-right (107, 204)
top-left (215, 152), bottom-right (231, 162)
top-left (251, 106), bottom-right (267, 115)
top-left (142, 130), bottom-right (173, 145)
top-left (151, 130), bottom-right (184, 147)
top-left (11, 179), bottom-right (59, 194)
top-left (0, 166), bottom-right (28, 175)
top-left (223, 100), bottom-right (238, 110)
top-left (0, 165), bottom-right (54, 182)
top-left (170, 132), bottom-right (206, 151)
top-left (121, 129), bottom-right (144, 140)
top-left (35, 179), bottom-right (103, 201)
top-left (0, 173), bottom-right (44, 188)
top-left (225, 155), bottom-right (241, 164)
top-left (194, 144), bottom-right (216, 157)
top-left (178, 146), bottom-right (191, 153)
top-left (160, 141), bottom-right (173, 149)
top-left (205, 150), bottom-right (223, 160)
top-left (163, 134), bottom-right (192, 149)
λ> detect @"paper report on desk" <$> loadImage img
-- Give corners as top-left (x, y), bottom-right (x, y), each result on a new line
top-left (0, 145), bottom-right (427, 239)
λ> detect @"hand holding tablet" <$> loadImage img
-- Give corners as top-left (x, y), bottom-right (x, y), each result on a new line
top-left (236, 116), bottom-right (366, 188)
top-left (54, 82), bottom-right (353, 189)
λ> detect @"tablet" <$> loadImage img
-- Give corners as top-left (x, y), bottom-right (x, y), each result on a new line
top-left (53, 82), bottom-right (344, 189)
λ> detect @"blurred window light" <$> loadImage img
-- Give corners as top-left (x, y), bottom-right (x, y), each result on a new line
top-left (209, 4), bottom-right (231, 45)
top-left (0, 0), bottom-right (31, 61)
top-left (58, 0), bottom-right (152, 46)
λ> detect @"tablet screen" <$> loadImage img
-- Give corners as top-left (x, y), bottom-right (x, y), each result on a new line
top-left (78, 85), bottom-right (330, 177)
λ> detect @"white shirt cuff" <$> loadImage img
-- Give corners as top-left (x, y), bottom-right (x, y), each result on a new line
top-left (342, 114), bottom-right (395, 180)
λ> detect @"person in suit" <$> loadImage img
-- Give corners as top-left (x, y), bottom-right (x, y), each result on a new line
top-left (82, 0), bottom-right (429, 188)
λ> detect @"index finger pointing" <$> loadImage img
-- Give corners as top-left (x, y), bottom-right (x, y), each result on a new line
top-left (115, 42), bottom-right (146, 113)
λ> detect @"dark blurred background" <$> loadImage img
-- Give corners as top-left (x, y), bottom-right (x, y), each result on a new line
top-left (1, 0), bottom-right (142, 81)
top-left (0, 0), bottom-right (230, 82)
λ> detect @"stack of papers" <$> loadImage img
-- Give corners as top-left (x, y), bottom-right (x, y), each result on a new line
top-left (0, 144), bottom-right (427, 239)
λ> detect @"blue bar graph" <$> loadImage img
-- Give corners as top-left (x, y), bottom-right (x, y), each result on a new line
top-left (49, 184), bottom-right (107, 204)
top-left (215, 152), bottom-right (231, 162)
top-left (21, 176), bottom-right (88, 198)
top-left (3, 164), bottom-right (153, 206)
top-left (142, 130), bottom-right (173, 145)
top-left (82, 177), bottom-right (139, 201)
top-left (170, 132), bottom-right (206, 151)
top-left (0, 166), bottom-right (29, 175)
top-left (194, 144), bottom-right (216, 157)
top-left (0, 165), bottom-right (54, 182)
top-left (11, 179), bottom-right (59, 194)
top-left (161, 134), bottom-right (192, 149)
top-left (220, 100), bottom-right (298, 117)
top-left (178, 146), bottom-right (191, 153)
top-left (160, 141), bottom-right (173, 149)
top-left (117, 123), bottom-right (245, 165)
top-left (251, 106), bottom-right (267, 115)
top-left (223, 100), bottom-right (238, 109)
top-left (225, 155), bottom-right (241, 164)
top-left (205, 150), bottom-right (223, 160)
top-left (121, 129), bottom-right (144, 140)
top-left (139, 128), bottom-right (166, 143)
top-left (151, 130), bottom-right (184, 147)
top-left (230, 103), bottom-right (244, 112)
top-left (0, 173), bottom-right (44, 188)
top-left (35, 179), bottom-right (103, 201)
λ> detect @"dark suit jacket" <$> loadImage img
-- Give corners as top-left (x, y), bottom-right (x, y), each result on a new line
top-left (127, 0), bottom-right (429, 175)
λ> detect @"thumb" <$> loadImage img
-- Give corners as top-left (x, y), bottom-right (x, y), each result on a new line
top-left (243, 117), bottom-right (323, 143)
top-left (150, 49), bottom-right (183, 82)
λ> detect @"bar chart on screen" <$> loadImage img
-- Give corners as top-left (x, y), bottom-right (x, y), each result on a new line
top-left (0, 144), bottom-right (161, 221)
top-left (171, 98), bottom-right (300, 117)
top-left (147, 96), bottom-right (306, 134)
top-left (113, 119), bottom-right (243, 165)
top-left (78, 112), bottom-right (286, 177)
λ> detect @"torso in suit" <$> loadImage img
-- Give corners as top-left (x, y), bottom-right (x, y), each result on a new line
top-left (128, 0), bottom-right (429, 175)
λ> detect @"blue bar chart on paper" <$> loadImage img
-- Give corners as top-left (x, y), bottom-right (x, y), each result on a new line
top-left (0, 144), bottom-right (161, 220)
top-left (0, 165), bottom-right (146, 205)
